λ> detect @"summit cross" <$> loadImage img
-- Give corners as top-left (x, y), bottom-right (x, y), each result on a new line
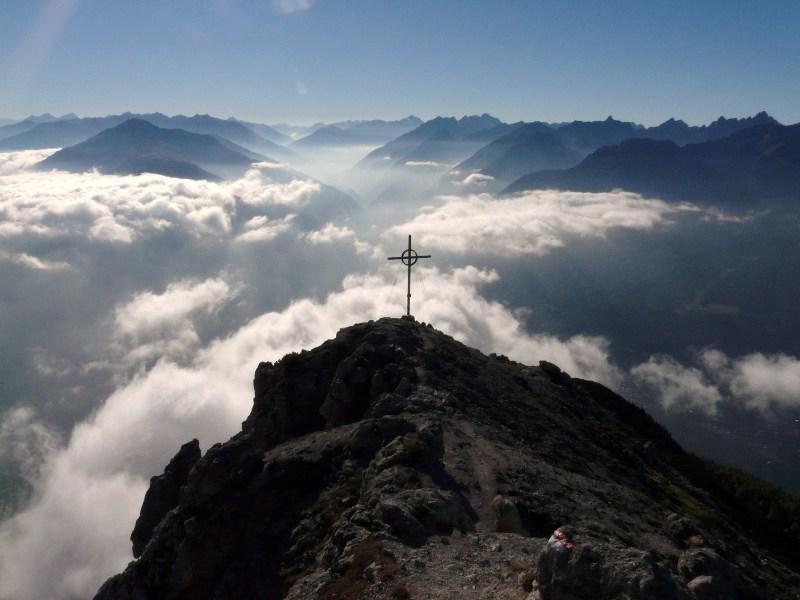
top-left (388, 235), bottom-right (431, 317)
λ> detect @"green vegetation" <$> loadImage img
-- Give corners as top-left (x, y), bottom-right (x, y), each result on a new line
top-left (683, 455), bottom-right (800, 568)
top-left (578, 378), bottom-right (800, 568)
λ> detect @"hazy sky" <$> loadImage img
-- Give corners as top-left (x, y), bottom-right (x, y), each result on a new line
top-left (1, 0), bottom-right (798, 125)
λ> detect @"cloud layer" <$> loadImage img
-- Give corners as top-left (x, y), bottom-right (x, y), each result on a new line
top-left (0, 164), bottom-right (323, 245)
top-left (631, 355), bottom-right (723, 413)
top-left (111, 277), bottom-right (234, 368)
top-left (0, 249), bottom-right (69, 270)
top-left (387, 190), bottom-right (699, 256)
top-left (0, 149), bottom-right (57, 176)
top-left (632, 349), bottom-right (800, 414)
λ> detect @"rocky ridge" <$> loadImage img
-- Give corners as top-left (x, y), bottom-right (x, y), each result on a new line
top-left (95, 317), bottom-right (800, 599)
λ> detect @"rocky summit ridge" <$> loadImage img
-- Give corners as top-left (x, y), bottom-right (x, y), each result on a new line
top-left (95, 317), bottom-right (800, 599)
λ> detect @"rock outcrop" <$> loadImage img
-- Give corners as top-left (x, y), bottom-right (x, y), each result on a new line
top-left (95, 317), bottom-right (800, 599)
top-left (130, 438), bottom-right (201, 558)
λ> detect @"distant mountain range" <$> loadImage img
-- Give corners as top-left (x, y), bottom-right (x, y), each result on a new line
top-left (37, 119), bottom-right (264, 180)
top-left (456, 122), bottom-right (581, 185)
top-left (502, 122), bottom-right (800, 206)
top-left (231, 119), bottom-right (291, 145)
top-left (357, 114), bottom-right (517, 168)
top-left (356, 112), bottom-right (780, 182)
top-left (457, 112), bottom-right (781, 187)
top-left (0, 113), bottom-right (295, 160)
top-left (0, 120), bottom-right (104, 152)
top-left (34, 118), bottom-right (359, 222)
top-left (6, 109), bottom-right (796, 208)
top-left (291, 116), bottom-right (422, 148)
top-left (644, 111), bottom-right (780, 145)
top-left (140, 114), bottom-right (294, 160)
top-left (0, 113), bottom-right (79, 141)
top-left (291, 126), bottom-right (362, 148)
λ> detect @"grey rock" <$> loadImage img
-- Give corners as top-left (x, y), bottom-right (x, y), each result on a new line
top-left (94, 318), bottom-right (800, 600)
top-left (492, 494), bottom-right (529, 535)
top-left (130, 438), bottom-right (200, 558)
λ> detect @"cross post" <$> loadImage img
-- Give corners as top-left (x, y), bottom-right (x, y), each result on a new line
top-left (388, 235), bottom-right (431, 317)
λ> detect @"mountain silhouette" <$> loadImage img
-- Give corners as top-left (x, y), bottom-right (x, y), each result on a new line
top-left (34, 119), bottom-right (360, 221)
top-left (502, 122), bottom-right (800, 206)
top-left (94, 318), bottom-right (799, 599)
top-left (37, 119), bottom-right (263, 180)
top-left (232, 119), bottom-right (293, 145)
top-left (138, 113), bottom-right (295, 160)
top-left (0, 113), bottom-right (74, 141)
top-left (357, 114), bottom-right (516, 168)
top-left (293, 117), bottom-right (423, 148)
top-left (0, 120), bottom-right (105, 151)
top-left (456, 123), bottom-right (581, 186)
top-left (553, 116), bottom-right (645, 155)
top-left (0, 113), bottom-right (295, 160)
top-left (291, 125), bottom-right (360, 148)
top-left (455, 114), bottom-right (782, 189)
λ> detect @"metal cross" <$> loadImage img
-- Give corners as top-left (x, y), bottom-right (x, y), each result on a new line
top-left (388, 235), bottom-right (431, 317)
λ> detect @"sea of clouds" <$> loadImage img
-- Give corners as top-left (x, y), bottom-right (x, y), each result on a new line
top-left (0, 149), bottom-right (798, 599)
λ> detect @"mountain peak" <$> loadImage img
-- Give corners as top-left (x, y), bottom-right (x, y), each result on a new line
top-left (458, 113), bottom-right (501, 125)
top-left (95, 317), bottom-right (799, 599)
top-left (657, 117), bottom-right (688, 126)
top-left (112, 118), bottom-right (160, 132)
top-left (37, 118), bottom-right (261, 180)
top-left (751, 110), bottom-right (778, 124)
top-left (706, 113), bottom-right (776, 127)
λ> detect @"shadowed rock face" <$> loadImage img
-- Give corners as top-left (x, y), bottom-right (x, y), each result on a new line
top-left (94, 317), bottom-right (800, 599)
top-left (130, 439), bottom-right (201, 559)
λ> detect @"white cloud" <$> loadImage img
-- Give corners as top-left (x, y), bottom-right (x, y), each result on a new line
top-left (0, 249), bottom-right (69, 270)
top-left (0, 265), bottom-right (619, 599)
top-left (0, 407), bottom-right (62, 486)
top-left (88, 215), bottom-right (136, 243)
top-left (701, 208), bottom-right (759, 223)
top-left (0, 149), bottom-right (58, 175)
top-left (301, 223), bottom-right (376, 255)
top-left (405, 160), bottom-right (445, 168)
top-left (387, 190), bottom-right (699, 257)
top-left (110, 277), bottom-right (234, 368)
top-left (702, 349), bottom-right (800, 411)
top-left (0, 165), bottom-right (321, 243)
top-left (115, 278), bottom-right (231, 339)
top-left (633, 348), bottom-right (800, 413)
top-left (231, 170), bottom-right (320, 207)
top-left (303, 222), bottom-right (355, 244)
top-left (235, 214), bottom-right (296, 242)
top-left (631, 355), bottom-right (723, 414)
top-left (251, 161), bottom-right (289, 170)
top-left (460, 172), bottom-right (494, 186)
top-left (29, 348), bottom-right (73, 377)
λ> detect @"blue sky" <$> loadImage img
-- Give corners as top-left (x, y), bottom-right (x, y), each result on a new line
top-left (1, 0), bottom-right (798, 125)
